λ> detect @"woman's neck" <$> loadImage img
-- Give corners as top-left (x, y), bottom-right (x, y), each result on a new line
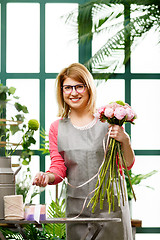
top-left (69, 110), bottom-right (94, 127)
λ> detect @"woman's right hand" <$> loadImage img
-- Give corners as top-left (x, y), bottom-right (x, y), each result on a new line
top-left (32, 172), bottom-right (50, 187)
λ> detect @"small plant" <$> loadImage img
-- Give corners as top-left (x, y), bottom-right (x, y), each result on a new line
top-left (124, 169), bottom-right (157, 201)
top-left (20, 119), bottom-right (40, 165)
top-left (16, 167), bottom-right (41, 204)
top-left (0, 83), bottom-right (40, 165)
top-left (0, 84), bottom-right (28, 155)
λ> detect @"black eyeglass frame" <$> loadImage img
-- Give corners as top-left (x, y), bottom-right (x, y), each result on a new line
top-left (61, 84), bottom-right (87, 94)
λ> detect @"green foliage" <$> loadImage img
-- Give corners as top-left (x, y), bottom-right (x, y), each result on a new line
top-left (115, 100), bottom-right (125, 106)
top-left (23, 224), bottom-right (49, 240)
top-left (14, 102), bottom-right (29, 114)
top-left (64, 0), bottom-right (160, 76)
top-left (16, 167), bottom-right (40, 203)
top-left (124, 169), bottom-right (158, 201)
top-left (0, 226), bottom-right (23, 239)
top-left (39, 128), bottom-right (50, 155)
top-left (0, 83), bottom-right (39, 168)
top-left (44, 199), bottom-right (66, 239)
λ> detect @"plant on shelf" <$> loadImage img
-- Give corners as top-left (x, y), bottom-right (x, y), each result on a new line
top-left (0, 83), bottom-right (39, 165)
top-left (0, 83), bottom-right (28, 156)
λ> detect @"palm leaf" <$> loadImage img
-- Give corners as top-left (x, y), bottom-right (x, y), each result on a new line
top-left (39, 128), bottom-right (50, 154)
top-left (63, 0), bottom-right (160, 74)
top-left (124, 169), bottom-right (158, 200)
top-left (44, 199), bottom-right (66, 239)
top-left (0, 227), bottom-right (23, 239)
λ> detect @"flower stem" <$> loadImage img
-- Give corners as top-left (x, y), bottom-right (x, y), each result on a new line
top-left (118, 144), bottom-right (136, 202)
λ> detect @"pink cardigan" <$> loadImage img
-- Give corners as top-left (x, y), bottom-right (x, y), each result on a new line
top-left (46, 119), bottom-right (67, 184)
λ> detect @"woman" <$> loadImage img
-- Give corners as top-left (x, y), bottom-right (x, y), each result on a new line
top-left (33, 63), bottom-right (134, 240)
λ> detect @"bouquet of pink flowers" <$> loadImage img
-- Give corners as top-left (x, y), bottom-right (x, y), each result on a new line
top-left (88, 100), bottom-right (136, 213)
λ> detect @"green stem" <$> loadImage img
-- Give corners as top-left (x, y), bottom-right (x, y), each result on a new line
top-left (117, 143), bottom-right (127, 202)
top-left (88, 138), bottom-right (116, 212)
top-left (121, 150), bottom-right (136, 201)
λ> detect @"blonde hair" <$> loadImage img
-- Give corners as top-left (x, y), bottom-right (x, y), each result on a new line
top-left (56, 63), bottom-right (96, 118)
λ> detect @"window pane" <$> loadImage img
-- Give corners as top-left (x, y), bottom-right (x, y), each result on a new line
top-left (96, 79), bottom-right (125, 108)
top-left (136, 234), bottom-right (160, 240)
top-left (45, 79), bottom-right (58, 133)
top-left (132, 156), bottom-right (160, 227)
top-left (131, 80), bottom-right (160, 149)
top-left (7, 3), bottom-right (40, 73)
top-left (6, 79), bottom-right (40, 149)
top-left (45, 3), bottom-right (78, 73)
top-left (92, 4), bottom-right (124, 73)
top-left (131, 28), bottom-right (160, 73)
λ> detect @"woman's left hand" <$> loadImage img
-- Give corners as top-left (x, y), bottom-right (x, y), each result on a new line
top-left (109, 124), bottom-right (129, 144)
top-left (109, 124), bottom-right (135, 168)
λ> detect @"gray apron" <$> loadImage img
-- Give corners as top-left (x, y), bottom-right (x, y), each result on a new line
top-left (58, 118), bottom-right (133, 240)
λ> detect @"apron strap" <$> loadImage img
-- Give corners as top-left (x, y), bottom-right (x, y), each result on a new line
top-left (80, 223), bottom-right (104, 240)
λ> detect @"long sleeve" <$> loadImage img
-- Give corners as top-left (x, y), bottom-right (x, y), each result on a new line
top-left (46, 119), bottom-right (67, 185)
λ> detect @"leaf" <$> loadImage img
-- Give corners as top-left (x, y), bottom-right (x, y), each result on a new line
top-left (28, 136), bottom-right (36, 145)
top-left (63, 0), bottom-right (160, 74)
top-left (22, 159), bottom-right (29, 165)
top-left (14, 102), bottom-right (29, 113)
top-left (124, 169), bottom-right (158, 200)
top-left (10, 125), bottom-right (20, 135)
top-left (15, 114), bottom-right (25, 122)
top-left (44, 199), bottom-right (66, 239)
top-left (9, 86), bottom-right (16, 95)
top-left (39, 128), bottom-right (50, 154)
top-left (0, 226), bottom-right (23, 239)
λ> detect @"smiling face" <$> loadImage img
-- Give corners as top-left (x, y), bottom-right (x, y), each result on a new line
top-left (62, 77), bottom-right (90, 113)
top-left (56, 63), bottom-right (96, 118)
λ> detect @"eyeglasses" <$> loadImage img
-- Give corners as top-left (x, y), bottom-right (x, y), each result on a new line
top-left (62, 84), bottom-right (87, 94)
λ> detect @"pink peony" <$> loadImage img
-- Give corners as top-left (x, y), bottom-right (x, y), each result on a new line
top-left (94, 112), bottom-right (101, 119)
top-left (125, 107), bottom-right (135, 121)
top-left (104, 107), bottom-right (114, 118)
top-left (108, 102), bottom-right (119, 110)
top-left (114, 107), bottom-right (126, 120)
top-left (98, 106), bottom-right (106, 114)
top-left (125, 103), bottom-right (131, 108)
